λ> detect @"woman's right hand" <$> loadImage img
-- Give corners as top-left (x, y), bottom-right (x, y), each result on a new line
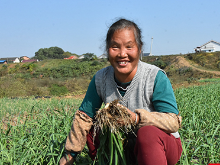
top-left (59, 153), bottom-right (75, 165)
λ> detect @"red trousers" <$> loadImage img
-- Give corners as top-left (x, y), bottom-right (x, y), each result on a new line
top-left (87, 126), bottom-right (182, 165)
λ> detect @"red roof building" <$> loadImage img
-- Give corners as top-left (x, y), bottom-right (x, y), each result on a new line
top-left (64, 56), bottom-right (78, 59)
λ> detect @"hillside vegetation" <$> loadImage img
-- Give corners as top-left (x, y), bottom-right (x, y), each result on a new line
top-left (0, 52), bottom-right (220, 98)
top-left (142, 51), bottom-right (220, 88)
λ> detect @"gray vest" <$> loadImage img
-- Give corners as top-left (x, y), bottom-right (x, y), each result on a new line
top-left (95, 61), bottom-right (180, 138)
top-left (95, 61), bottom-right (162, 112)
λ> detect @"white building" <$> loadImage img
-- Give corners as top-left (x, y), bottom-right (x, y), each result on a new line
top-left (78, 55), bottom-right (85, 59)
top-left (195, 40), bottom-right (220, 53)
top-left (13, 58), bottom-right (20, 63)
top-left (98, 54), bottom-right (108, 59)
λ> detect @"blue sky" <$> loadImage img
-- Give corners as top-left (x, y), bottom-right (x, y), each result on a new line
top-left (0, 0), bottom-right (220, 58)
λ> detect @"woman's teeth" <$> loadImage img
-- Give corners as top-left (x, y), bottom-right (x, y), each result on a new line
top-left (118, 61), bottom-right (128, 64)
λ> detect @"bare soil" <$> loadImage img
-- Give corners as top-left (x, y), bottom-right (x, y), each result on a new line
top-left (64, 94), bottom-right (85, 99)
top-left (173, 56), bottom-right (220, 75)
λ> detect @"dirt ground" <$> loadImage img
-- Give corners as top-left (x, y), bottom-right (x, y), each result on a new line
top-left (64, 94), bottom-right (85, 99)
top-left (172, 56), bottom-right (220, 76)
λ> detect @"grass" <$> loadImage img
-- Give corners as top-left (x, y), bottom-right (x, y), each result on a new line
top-left (198, 78), bottom-right (220, 83)
top-left (0, 82), bottom-right (220, 164)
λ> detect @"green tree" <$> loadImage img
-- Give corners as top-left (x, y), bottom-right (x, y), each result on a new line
top-left (34, 47), bottom-right (65, 60)
top-left (82, 53), bottom-right (97, 61)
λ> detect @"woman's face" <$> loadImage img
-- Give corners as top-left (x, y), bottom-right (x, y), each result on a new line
top-left (108, 28), bottom-right (140, 82)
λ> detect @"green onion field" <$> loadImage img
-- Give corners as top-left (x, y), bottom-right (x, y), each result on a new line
top-left (0, 82), bottom-right (220, 164)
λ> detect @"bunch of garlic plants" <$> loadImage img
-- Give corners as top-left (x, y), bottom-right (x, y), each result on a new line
top-left (93, 100), bottom-right (136, 165)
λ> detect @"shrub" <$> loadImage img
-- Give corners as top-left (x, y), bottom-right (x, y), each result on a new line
top-left (187, 77), bottom-right (197, 84)
top-left (28, 86), bottom-right (50, 96)
top-left (0, 78), bottom-right (27, 98)
top-left (152, 59), bottom-right (167, 69)
top-left (217, 61), bottom-right (220, 69)
top-left (22, 73), bottom-right (32, 79)
top-left (178, 67), bottom-right (192, 75)
top-left (186, 53), bottom-right (193, 60)
top-left (50, 84), bottom-right (69, 96)
top-left (91, 60), bottom-right (101, 66)
top-left (65, 78), bottom-right (90, 95)
top-left (2, 65), bottom-right (8, 69)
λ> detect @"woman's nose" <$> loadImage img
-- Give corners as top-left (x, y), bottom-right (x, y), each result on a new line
top-left (119, 48), bottom-right (127, 57)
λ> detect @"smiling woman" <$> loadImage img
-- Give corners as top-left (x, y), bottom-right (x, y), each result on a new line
top-left (60, 18), bottom-right (182, 165)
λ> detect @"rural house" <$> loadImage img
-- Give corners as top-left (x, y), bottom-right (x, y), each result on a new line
top-left (20, 56), bottom-right (30, 60)
top-left (195, 40), bottom-right (220, 53)
top-left (64, 55), bottom-right (78, 59)
top-left (0, 57), bottom-right (20, 63)
top-left (98, 54), bottom-right (108, 59)
top-left (78, 55), bottom-right (85, 59)
top-left (78, 54), bottom-right (96, 60)
top-left (142, 53), bottom-right (151, 57)
top-left (139, 52), bottom-right (151, 60)
top-left (0, 60), bottom-right (7, 64)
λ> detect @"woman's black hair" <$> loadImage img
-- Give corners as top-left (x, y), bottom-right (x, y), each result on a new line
top-left (105, 18), bottom-right (143, 54)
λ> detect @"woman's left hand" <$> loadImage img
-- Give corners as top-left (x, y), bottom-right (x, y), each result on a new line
top-left (116, 103), bottom-right (139, 125)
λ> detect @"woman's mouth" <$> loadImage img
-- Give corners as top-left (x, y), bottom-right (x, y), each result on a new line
top-left (118, 61), bottom-right (128, 65)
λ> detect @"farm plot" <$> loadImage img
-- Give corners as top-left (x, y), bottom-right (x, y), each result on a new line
top-left (0, 97), bottom-right (89, 165)
top-left (175, 83), bottom-right (220, 164)
top-left (0, 83), bottom-right (219, 164)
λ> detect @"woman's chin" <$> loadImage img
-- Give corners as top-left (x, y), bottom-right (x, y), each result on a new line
top-left (115, 68), bottom-right (131, 76)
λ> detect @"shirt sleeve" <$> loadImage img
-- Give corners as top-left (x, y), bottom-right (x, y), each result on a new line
top-left (79, 75), bottom-right (103, 118)
top-left (69, 76), bottom-right (102, 158)
top-left (152, 70), bottom-right (179, 114)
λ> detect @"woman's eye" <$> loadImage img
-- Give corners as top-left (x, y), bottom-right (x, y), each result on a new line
top-left (112, 45), bottom-right (118, 49)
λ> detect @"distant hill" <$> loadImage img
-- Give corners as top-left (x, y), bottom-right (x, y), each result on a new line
top-left (0, 52), bottom-right (219, 98)
top-left (142, 52), bottom-right (220, 85)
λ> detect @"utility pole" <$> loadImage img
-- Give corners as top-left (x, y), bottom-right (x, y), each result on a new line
top-left (140, 51), bottom-right (143, 60)
top-left (150, 37), bottom-right (153, 56)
